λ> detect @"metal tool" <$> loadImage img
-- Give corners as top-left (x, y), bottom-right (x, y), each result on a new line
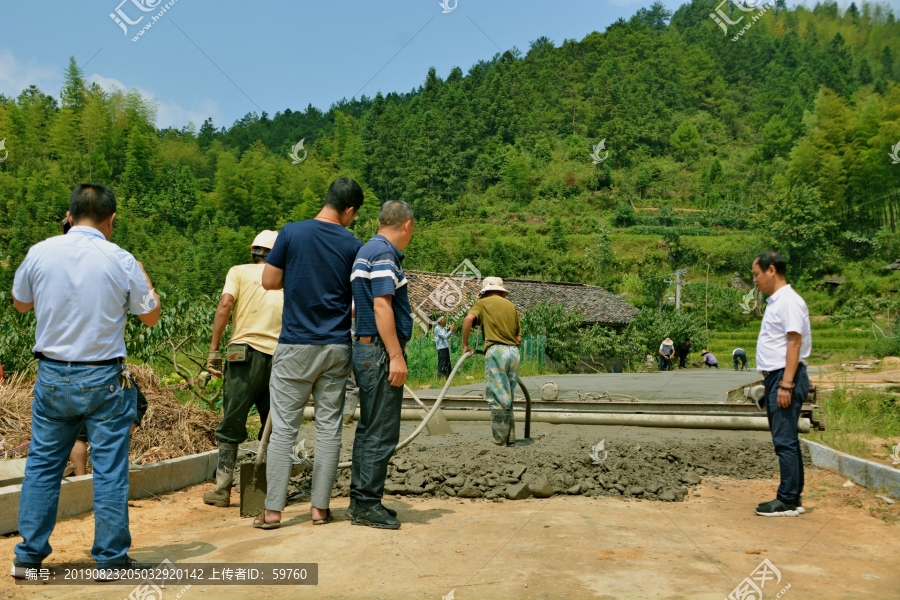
top-left (405, 384), bottom-right (453, 436)
top-left (239, 412), bottom-right (273, 518)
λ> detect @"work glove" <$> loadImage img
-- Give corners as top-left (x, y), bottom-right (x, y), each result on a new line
top-left (207, 351), bottom-right (223, 378)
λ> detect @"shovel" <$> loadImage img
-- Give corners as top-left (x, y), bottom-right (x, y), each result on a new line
top-left (239, 412), bottom-right (273, 518)
top-left (405, 384), bottom-right (453, 436)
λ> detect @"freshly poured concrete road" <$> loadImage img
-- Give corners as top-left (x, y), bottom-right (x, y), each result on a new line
top-left (415, 369), bottom-right (763, 403)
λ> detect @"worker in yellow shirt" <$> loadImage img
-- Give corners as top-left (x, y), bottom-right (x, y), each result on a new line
top-left (203, 230), bottom-right (284, 507)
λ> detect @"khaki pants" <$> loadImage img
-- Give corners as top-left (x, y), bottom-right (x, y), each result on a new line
top-left (265, 344), bottom-right (351, 512)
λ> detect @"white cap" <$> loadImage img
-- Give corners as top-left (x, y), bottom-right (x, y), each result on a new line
top-left (251, 230), bottom-right (278, 250)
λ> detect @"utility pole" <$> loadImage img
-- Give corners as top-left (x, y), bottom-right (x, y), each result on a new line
top-left (674, 269), bottom-right (687, 311)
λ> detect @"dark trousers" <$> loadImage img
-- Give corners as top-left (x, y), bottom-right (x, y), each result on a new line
top-left (733, 350), bottom-right (748, 370)
top-left (763, 364), bottom-right (808, 504)
top-left (350, 341), bottom-right (404, 509)
top-left (215, 346), bottom-right (272, 444)
top-left (659, 355), bottom-right (672, 371)
top-left (677, 352), bottom-right (688, 369)
top-left (437, 347), bottom-right (451, 378)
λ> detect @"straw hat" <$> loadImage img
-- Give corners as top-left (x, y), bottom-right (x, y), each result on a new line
top-left (701, 349), bottom-right (710, 355)
top-left (663, 337), bottom-right (673, 345)
top-left (480, 276), bottom-right (509, 296)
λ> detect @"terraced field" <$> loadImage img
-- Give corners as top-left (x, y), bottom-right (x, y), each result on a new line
top-left (705, 318), bottom-right (876, 368)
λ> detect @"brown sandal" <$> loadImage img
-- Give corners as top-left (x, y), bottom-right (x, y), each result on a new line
top-left (252, 512), bottom-right (281, 530)
top-left (312, 509), bottom-right (333, 525)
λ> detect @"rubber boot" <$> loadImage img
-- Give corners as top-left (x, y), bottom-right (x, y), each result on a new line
top-left (342, 393), bottom-right (359, 427)
top-left (203, 442), bottom-right (238, 507)
top-left (490, 408), bottom-right (509, 446)
top-left (506, 407), bottom-right (516, 446)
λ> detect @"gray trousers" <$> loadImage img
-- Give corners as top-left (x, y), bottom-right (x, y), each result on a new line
top-left (265, 343), bottom-right (351, 512)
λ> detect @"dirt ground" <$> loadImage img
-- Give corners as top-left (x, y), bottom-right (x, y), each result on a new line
top-left (812, 366), bottom-right (900, 390)
top-left (1, 424), bottom-right (898, 600)
top-left (0, 470), bottom-right (898, 600)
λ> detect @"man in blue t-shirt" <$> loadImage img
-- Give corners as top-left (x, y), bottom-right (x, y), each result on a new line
top-left (346, 200), bottom-right (415, 530)
top-left (254, 177), bottom-right (364, 530)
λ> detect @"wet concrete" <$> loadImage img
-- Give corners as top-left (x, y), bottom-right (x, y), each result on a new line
top-left (416, 370), bottom-right (762, 403)
top-left (269, 423), bottom-right (794, 505)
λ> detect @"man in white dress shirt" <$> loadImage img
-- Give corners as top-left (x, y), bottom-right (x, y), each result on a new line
top-left (751, 251), bottom-right (811, 517)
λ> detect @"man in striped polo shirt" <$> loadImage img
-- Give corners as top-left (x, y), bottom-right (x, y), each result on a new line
top-left (347, 201), bottom-right (415, 530)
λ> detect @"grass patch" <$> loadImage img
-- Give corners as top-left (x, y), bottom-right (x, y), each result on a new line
top-left (404, 334), bottom-right (555, 390)
top-left (703, 319), bottom-right (877, 367)
top-left (804, 387), bottom-right (900, 463)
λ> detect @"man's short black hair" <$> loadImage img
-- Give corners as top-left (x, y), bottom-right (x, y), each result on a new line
top-left (754, 251), bottom-right (787, 275)
top-left (324, 177), bottom-right (364, 213)
top-left (70, 184), bottom-right (116, 223)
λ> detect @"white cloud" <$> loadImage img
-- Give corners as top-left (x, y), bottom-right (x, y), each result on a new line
top-left (0, 49), bottom-right (59, 98)
top-left (87, 73), bottom-right (223, 130)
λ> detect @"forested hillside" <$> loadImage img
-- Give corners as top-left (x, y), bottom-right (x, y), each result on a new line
top-left (1, 0), bottom-right (900, 357)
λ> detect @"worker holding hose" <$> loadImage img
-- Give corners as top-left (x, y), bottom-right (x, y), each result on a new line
top-left (462, 277), bottom-right (522, 446)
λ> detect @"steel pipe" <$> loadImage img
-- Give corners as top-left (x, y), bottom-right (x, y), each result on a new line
top-left (309, 407), bottom-right (810, 433)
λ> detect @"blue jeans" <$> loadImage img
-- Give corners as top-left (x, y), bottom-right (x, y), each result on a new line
top-left (763, 364), bottom-right (808, 505)
top-left (16, 362), bottom-right (136, 566)
top-left (349, 341), bottom-right (404, 509)
top-left (733, 350), bottom-right (748, 370)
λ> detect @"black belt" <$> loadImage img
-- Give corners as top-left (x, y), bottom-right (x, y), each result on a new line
top-left (35, 352), bottom-right (123, 366)
top-left (761, 363), bottom-right (806, 379)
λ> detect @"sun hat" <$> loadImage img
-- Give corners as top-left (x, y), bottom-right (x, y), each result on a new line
top-left (480, 276), bottom-right (509, 296)
top-left (663, 338), bottom-right (673, 345)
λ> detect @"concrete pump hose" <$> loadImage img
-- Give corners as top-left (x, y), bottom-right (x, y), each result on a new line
top-left (336, 350), bottom-right (474, 468)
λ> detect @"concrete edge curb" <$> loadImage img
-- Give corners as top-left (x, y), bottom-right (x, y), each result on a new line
top-left (0, 450), bottom-right (218, 536)
top-left (802, 439), bottom-right (900, 499)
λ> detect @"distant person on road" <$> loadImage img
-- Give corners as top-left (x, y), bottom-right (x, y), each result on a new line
top-left (348, 201), bottom-right (415, 530)
top-left (463, 277), bottom-right (523, 447)
top-left (699, 350), bottom-right (719, 368)
top-left (203, 230), bottom-right (283, 508)
top-left (752, 251), bottom-right (811, 518)
top-left (434, 316), bottom-right (454, 379)
top-left (658, 337), bottom-right (675, 371)
top-left (11, 183), bottom-right (161, 577)
top-left (733, 348), bottom-right (749, 371)
top-left (677, 338), bottom-right (692, 369)
top-left (255, 178), bottom-right (364, 530)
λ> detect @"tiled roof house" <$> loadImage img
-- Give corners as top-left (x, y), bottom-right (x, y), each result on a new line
top-left (406, 270), bottom-right (639, 329)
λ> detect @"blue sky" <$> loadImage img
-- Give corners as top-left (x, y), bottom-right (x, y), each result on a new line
top-left (1, 1), bottom-right (895, 129)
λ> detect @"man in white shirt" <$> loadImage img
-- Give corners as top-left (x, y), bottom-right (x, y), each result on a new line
top-left (752, 251), bottom-right (811, 517)
top-left (11, 184), bottom-right (160, 576)
top-left (658, 338), bottom-right (675, 371)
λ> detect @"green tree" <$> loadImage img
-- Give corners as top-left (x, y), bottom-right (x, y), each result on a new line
top-left (670, 120), bottom-right (700, 161)
top-left (548, 217), bottom-right (567, 251)
top-left (762, 185), bottom-right (836, 273)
